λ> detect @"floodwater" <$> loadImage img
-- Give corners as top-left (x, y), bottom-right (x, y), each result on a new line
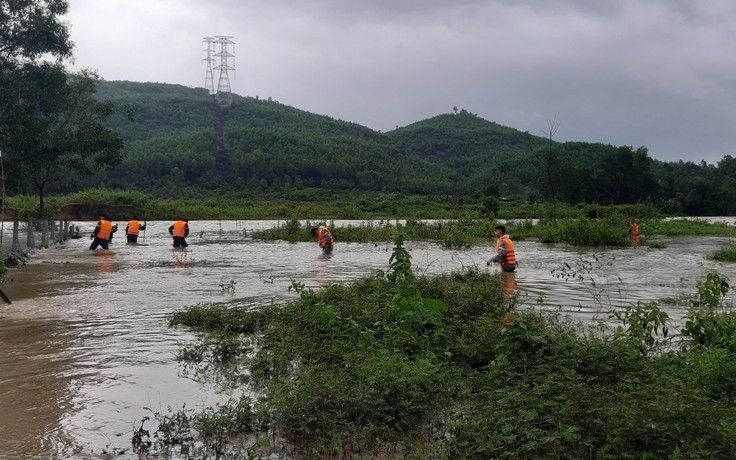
top-left (1, 219), bottom-right (736, 459)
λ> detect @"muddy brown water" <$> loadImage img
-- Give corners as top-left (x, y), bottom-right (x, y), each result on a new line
top-left (2, 219), bottom-right (736, 459)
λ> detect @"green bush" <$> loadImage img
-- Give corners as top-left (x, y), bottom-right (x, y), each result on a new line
top-left (535, 217), bottom-right (630, 246)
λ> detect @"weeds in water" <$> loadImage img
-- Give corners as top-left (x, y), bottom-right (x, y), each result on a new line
top-left (645, 240), bottom-right (667, 249)
top-left (151, 246), bottom-right (736, 458)
top-left (551, 253), bottom-right (626, 314)
top-left (219, 277), bottom-right (236, 293)
top-left (133, 397), bottom-right (267, 459)
top-left (708, 244), bottom-right (736, 262)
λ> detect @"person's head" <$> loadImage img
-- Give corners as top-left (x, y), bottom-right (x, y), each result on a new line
top-left (100, 213), bottom-right (108, 221)
top-left (131, 215), bottom-right (138, 220)
top-left (495, 225), bottom-right (506, 237)
top-left (310, 227), bottom-right (318, 237)
top-left (183, 218), bottom-right (189, 223)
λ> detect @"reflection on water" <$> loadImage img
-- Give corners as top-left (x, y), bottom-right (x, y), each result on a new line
top-left (2, 220), bottom-right (736, 458)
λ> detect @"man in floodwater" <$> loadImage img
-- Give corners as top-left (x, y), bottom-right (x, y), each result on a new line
top-left (168, 218), bottom-right (189, 248)
top-left (89, 213), bottom-right (117, 250)
top-left (311, 225), bottom-right (334, 255)
top-left (125, 215), bottom-right (146, 244)
top-left (487, 225), bottom-right (516, 272)
top-left (629, 221), bottom-right (640, 247)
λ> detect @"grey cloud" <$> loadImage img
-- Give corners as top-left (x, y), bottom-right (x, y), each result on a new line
top-left (67, 0), bottom-right (736, 162)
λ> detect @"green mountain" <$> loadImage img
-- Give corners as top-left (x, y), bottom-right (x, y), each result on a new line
top-left (79, 81), bottom-right (736, 215)
top-left (90, 81), bottom-right (545, 198)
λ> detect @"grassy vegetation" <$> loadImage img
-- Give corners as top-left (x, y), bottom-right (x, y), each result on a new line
top-left (7, 189), bottom-right (665, 221)
top-left (709, 245), bottom-right (736, 262)
top-left (133, 237), bottom-right (736, 459)
top-left (253, 214), bottom-right (736, 248)
top-left (641, 218), bottom-right (736, 237)
top-left (531, 217), bottom-right (631, 246)
top-left (252, 218), bottom-right (500, 248)
top-left (9, 189), bottom-right (481, 220)
top-left (7, 189), bottom-right (735, 248)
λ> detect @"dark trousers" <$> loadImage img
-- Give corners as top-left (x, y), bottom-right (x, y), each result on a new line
top-left (173, 237), bottom-right (188, 248)
top-left (127, 235), bottom-right (139, 243)
top-left (322, 245), bottom-right (334, 255)
top-left (89, 238), bottom-right (110, 250)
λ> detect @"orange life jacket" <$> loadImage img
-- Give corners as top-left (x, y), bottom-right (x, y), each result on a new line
top-left (172, 220), bottom-right (187, 238)
top-left (496, 236), bottom-right (516, 266)
top-left (97, 219), bottom-right (113, 240)
top-left (318, 226), bottom-right (334, 248)
top-left (127, 220), bottom-right (141, 236)
top-left (630, 223), bottom-right (640, 236)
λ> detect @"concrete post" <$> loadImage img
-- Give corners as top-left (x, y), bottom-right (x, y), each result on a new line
top-left (26, 218), bottom-right (35, 248)
top-left (63, 221), bottom-right (69, 241)
top-left (41, 220), bottom-right (49, 248)
top-left (12, 221), bottom-right (21, 253)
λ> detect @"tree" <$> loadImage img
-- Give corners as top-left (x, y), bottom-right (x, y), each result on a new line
top-left (1, 1), bottom-right (125, 211)
top-left (0, 0), bottom-right (73, 148)
top-left (14, 70), bottom-right (125, 211)
top-left (528, 117), bottom-right (560, 220)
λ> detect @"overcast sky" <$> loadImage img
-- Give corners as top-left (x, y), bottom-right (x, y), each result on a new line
top-left (66, 0), bottom-right (736, 164)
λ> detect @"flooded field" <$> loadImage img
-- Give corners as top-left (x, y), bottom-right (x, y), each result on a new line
top-left (1, 219), bottom-right (736, 458)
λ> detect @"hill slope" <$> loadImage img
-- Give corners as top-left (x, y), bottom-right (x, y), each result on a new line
top-left (75, 81), bottom-right (736, 216)
top-left (89, 81), bottom-right (548, 198)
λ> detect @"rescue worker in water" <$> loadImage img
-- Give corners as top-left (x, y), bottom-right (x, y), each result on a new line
top-left (311, 225), bottom-right (334, 255)
top-left (168, 219), bottom-right (189, 248)
top-left (487, 225), bottom-right (516, 272)
top-left (89, 213), bottom-right (117, 250)
top-left (125, 216), bottom-right (146, 244)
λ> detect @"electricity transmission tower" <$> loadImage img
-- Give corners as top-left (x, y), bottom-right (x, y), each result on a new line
top-left (202, 37), bottom-right (215, 95)
top-left (213, 35), bottom-right (235, 107)
top-left (202, 35), bottom-right (236, 178)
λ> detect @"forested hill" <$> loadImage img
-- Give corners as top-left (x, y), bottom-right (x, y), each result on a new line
top-left (83, 81), bottom-right (736, 215)
top-left (90, 80), bottom-right (545, 199)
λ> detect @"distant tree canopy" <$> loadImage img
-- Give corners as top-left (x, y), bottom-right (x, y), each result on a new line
top-left (13, 78), bottom-right (735, 216)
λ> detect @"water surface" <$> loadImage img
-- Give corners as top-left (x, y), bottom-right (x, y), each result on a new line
top-left (1, 220), bottom-right (735, 458)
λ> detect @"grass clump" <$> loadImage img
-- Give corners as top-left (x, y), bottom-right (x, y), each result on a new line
top-left (709, 245), bottom-right (736, 262)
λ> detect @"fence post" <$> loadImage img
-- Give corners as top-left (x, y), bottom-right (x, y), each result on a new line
top-left (63, 221), bottom-right (69, 241)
